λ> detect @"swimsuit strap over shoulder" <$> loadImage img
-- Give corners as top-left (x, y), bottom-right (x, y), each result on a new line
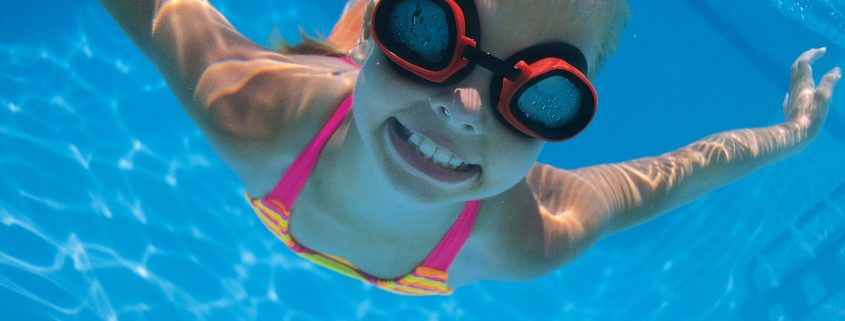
top-left (267, 56), bottom-right (358, 206)
top-left (247, 57), bottom-right (481, 296)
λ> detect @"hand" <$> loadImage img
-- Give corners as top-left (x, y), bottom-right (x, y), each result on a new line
top-left (783, 47), bottom-right (841, 141)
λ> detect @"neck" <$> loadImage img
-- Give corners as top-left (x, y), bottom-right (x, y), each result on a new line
top-left (310, 119), bottom-right (463, 238)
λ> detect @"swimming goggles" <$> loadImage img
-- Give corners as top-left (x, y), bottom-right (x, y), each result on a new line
top-left (370, 0), bottom-right (598, 141)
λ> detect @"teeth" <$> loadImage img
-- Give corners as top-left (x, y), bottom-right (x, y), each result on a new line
top-left (408, 133), bottom-right (422, 145)
top-left (404, 132), bottom-right (468, 170)
top-left (432, 148), bottom-right (453, 167)
top-left (433, 149), bottom-right (451, 164)
top-left (417, 140), bottom-right (437, 159)
top-left (448, 158), bottom-right (462, 168)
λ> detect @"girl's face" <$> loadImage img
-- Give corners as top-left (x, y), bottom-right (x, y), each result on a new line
top-left (352, 0), bottom-right (617, 203)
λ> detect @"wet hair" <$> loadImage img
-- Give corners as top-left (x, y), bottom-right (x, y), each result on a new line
top-left (274, 0), bottom-right (631, 77)
top-left (476, 0), bottom-right (630, 78)
top-left (590, 0), bottom-right (630, 77)
top-left (271, 28), bottom-right (350, 57)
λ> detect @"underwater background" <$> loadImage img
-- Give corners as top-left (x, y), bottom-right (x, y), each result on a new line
top-left (2, 0), bottom-right (844, 320)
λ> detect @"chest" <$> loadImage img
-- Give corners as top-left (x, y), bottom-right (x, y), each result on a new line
top-left (285, 190), bottom-right (455, 279)
top-left (248, 168), bottom-right (528, 288)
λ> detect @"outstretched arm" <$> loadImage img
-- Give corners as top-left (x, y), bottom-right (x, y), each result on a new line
top-left (572, 48), bottom-right (841, 237)
top-left (483, 49), bottom-right (839, 282)
top-left (100, 0), bottom-right (270, 98)
top-left (100, 1), bottom-right (358, 193)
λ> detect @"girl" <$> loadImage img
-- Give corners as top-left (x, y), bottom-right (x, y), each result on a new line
top-left (100, 0), bottom-right (841, 295)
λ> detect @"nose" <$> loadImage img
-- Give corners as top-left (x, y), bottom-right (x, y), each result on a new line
top-left (429, 88), bottom-right (486, 135)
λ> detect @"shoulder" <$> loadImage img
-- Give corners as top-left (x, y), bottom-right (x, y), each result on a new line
top-left (195, 53), bottom-right (359, 195)
top-left (196, 53), bottom-right (358, 139)
top-left (448, 164), bottom-right (609, 287)
top-left (447, 179), bottom-right (554, 287)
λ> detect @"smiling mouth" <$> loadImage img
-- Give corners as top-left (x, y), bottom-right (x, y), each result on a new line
top-left (387, 118), bottom-right (482, 184)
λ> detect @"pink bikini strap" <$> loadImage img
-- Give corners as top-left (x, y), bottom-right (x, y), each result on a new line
top-left (421, 200), bottom-right (482, 271)
top-left (268, 57), bottom-right (360, 205)
top-left (268, 56), bottom-right (478, 272)
top-left (337, 56), bottom-right (358, 67)
top-left (268, 94), bottom-right (352, 206)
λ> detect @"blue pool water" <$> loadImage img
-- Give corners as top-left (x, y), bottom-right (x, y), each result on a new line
top-left (2, 0), bottom-right (844, 320)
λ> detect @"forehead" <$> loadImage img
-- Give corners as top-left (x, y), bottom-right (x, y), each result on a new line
top-left (473, 0), bottom-right (611, 63)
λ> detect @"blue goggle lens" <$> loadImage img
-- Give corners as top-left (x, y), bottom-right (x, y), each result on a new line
top-left (387, 0), bottom-right (451, 66)
top-left (516, 76), bottom-right (582, 128)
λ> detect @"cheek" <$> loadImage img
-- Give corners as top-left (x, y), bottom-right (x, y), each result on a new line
top-left (503, 137), bottom-right (543, 173)
top-left (483, 130), bottom-right (543, 189)
top-left (352, 57), bottom-right (429, 129)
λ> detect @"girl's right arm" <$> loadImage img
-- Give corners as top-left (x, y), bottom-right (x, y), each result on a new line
top-left (100, 0), bottom-right (270, 109)
top-left (100, 0), bottom-right (357, 191)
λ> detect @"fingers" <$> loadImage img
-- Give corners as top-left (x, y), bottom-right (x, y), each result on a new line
top-left (791, 47), bottom-right (827, 90)
top-left (815, 67), bottom-right (842, 105)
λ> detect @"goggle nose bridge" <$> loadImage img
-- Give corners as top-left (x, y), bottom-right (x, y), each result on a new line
top-left (462, 45), bottom-right (521, 81)
top-left (370, 0), bottom-right (597, 141)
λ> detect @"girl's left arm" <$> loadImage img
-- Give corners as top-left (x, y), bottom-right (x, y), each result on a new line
top-left (567, 48), bottom-right (840, 237)
top-left (470, 48), bottom-right (839, 283)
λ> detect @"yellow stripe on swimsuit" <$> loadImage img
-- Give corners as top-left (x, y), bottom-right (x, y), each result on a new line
top-left (244, 84), bottom-right (481, 296)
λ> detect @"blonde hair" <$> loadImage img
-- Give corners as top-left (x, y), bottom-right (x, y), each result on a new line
top-left (591, 0), bottom-right (630, 76)
top-left (276, 0), bottom-right (630, 76)
top-left (477, 0), bottom-right (630, 77)
top-left (271, 28), bottom-right (351, 57)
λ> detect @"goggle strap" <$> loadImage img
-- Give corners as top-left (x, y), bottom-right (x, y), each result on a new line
top-left (463, 45), bottom-right (520, 81)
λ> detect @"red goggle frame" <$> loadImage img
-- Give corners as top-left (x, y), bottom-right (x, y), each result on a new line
top-left (370, 0), bottom-right (597, 141)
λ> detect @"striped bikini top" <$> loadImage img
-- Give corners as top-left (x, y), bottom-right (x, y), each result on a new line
top-left (246, 59), bottom-right (481, 296)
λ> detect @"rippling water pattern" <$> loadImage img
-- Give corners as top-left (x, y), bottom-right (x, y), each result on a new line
top-left (2, 1), bottom-right (845, 320)
top-left (771, 0), bottom-right (845, 49)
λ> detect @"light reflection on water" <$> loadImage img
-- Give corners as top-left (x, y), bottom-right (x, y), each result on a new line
top-left (770, 0), bottom-right (845, 49)
top-left (1, 1), bottom-right (844, 320)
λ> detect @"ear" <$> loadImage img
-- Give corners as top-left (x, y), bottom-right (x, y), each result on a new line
top-left (351, 0), bottom-right (377, 64)
top-left (361, 0), bottom-right (375, 41)
top-left (328, 0), bottom-right (370, 52)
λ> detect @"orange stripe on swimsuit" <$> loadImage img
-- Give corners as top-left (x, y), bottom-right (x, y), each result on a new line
top-left (245, 58), bottom-right (481, 296)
